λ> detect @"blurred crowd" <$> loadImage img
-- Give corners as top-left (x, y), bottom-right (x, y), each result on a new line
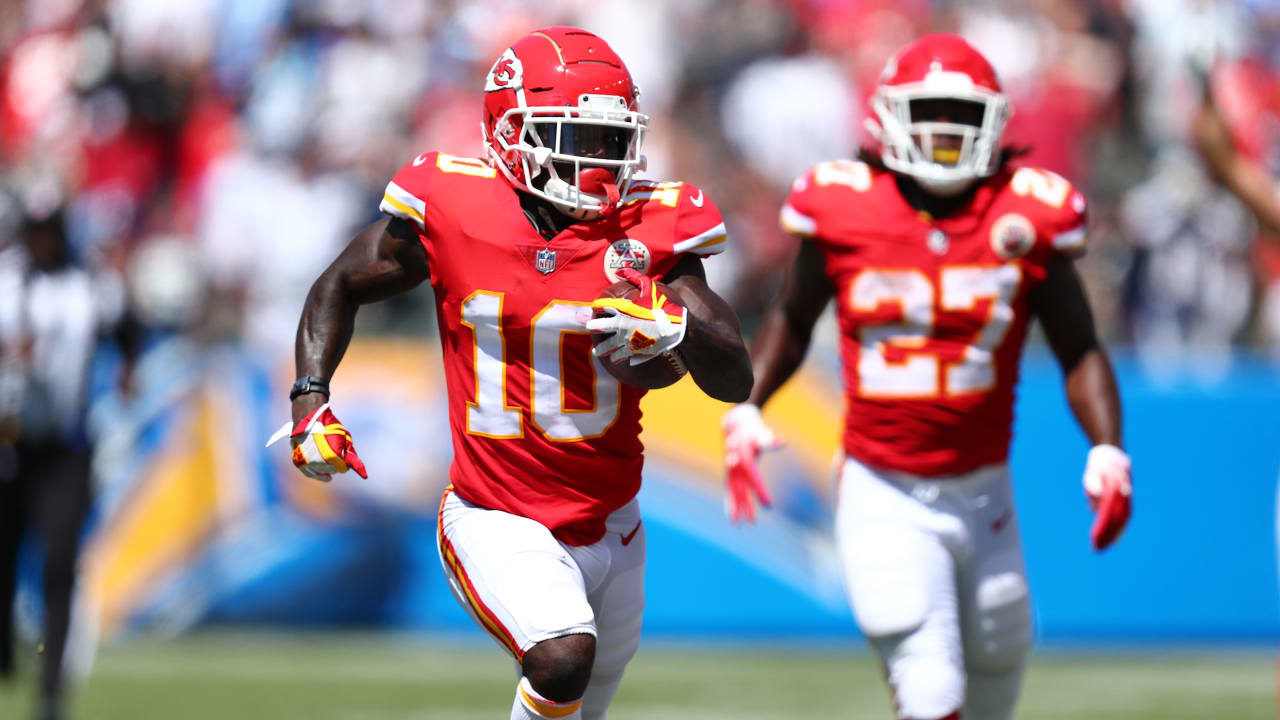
top-left (1, 3), bottom-right (1279, 714)
top-left (0, 0), bottom-right (1279, 375)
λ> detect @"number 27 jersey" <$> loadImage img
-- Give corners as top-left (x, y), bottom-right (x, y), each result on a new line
top-left (782, 161), bottom-right (1088, 477)
top-left (380, 152), bottom-right (726, 545)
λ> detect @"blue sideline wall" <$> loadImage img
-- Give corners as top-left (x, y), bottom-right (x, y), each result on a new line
top-left (84, 344), bottom-right (1280, 644)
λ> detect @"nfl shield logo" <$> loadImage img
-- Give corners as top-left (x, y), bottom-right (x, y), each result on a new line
top-left (536, 248), bottom-right (557, 274)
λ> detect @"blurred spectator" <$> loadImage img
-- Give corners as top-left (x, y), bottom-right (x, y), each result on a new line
top-left (1195, 62), bottom-right (1280, 357)
top-left (0, 189), bottom-right (137, 720)
top-left (1121, 149), bottom-right (1254, 372)
top-left (197, 133), bottom-right (364, 363)
top-left (1120, 0), bottom-right (1280, 368)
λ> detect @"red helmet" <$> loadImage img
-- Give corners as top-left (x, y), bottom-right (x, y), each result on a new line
top-left (482, 27), bottom-right (648, 220)
top-left (869, 33), bottom-right (1011, 195)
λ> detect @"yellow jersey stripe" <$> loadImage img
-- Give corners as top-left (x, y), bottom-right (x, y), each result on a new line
top-left (779, 203), bottom-right (817, 237)
top-left (1053, 226), bottom-right (1086, 251)
top-left (380, 193), bottom-right (424, 226)
top-left (673, 222), bottom-right (728, 255)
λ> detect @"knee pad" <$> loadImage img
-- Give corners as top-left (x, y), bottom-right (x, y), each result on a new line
top-left (966, 569), bottom-right (1031, 672)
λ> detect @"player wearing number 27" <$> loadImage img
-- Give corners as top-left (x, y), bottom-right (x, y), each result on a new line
top-left (273, 26), bottom-right (751, 720)
top-left (722, 34), bottom-right (1131, 720)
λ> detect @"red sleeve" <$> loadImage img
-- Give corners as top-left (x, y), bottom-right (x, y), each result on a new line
top-left (779, 160), bottom-right (874, 242)
top-left (670, 182), bottom-right (727, 258)
top-left (1008, 166), bottom-right (1088, 257)
top-left (780, 165), bottom-right (823, 239)
top-left (378, 151), bottom-right (438, 231)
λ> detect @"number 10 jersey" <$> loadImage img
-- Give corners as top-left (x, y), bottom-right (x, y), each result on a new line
top-left (380, 152), bottom-right (727, 545)
top-left (782, 160), bottom-right (1088, 477)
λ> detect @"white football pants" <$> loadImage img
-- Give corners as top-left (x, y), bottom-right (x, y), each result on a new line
top-left (836, 457), bottom-right (1032, 720)
top-left (437, 487), bottom-right (645, 719)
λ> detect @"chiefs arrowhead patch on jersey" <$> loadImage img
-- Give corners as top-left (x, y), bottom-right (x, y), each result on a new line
top-left (990, 213), bottom-right (1035, 259)
top-left (604, 239), bottom-right (652, 283)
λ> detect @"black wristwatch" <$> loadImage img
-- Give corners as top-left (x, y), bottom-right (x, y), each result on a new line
top-left (289, 375), bottom-right (330, 402)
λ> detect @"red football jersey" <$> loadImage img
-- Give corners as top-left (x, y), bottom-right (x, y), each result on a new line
top-left (380, 152), bottom-right (726, 544)
top-left (781, 160), bottom-right (1087, 476)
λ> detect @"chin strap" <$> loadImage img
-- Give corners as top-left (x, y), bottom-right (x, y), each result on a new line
top-left (597, 182), bottom-right (620, 217)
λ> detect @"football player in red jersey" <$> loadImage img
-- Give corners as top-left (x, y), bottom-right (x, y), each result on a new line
top-left (721, 34), bottom-right (1130, 720)
top-left (277, 27), bottom-right (751, 720)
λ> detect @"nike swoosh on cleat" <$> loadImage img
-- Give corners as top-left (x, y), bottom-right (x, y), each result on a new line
top-left (690, 189), bottom-right (704, 207)
top-left (991, 508), bottom-right (1013, 533)
top-left (621, 520), bottom-right (642, 546)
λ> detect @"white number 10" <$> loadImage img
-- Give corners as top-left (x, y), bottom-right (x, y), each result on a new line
top-left (461, 291), bottom-right (621, 442)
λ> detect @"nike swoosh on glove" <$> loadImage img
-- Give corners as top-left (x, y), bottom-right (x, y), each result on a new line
top-left (267, 402), bottom-right (368, 481)
top-left (587, 267), bottom-right (687, 365)
top-left (721, 403), bottom-right (782, 524)
top-left (1083, 444), bottom-right (1131, 550)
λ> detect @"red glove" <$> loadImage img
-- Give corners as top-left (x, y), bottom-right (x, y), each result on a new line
top-left (267, 403), bottom-right (368, 481)
top-left (1083, 444), bottom-right (1131, 551)
top-left (721, 404), bottom-right (780, 524)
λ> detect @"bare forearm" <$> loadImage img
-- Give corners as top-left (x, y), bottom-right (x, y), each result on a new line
top-left (1033, 252), bottom-right (1122, 447)
top-left (662, 255), bottom-right (752, 402)
top-left (745, 308), bottom-right (812, 407)
top-left (746, 237), bottom-right (832, 407)
top-left (1064, 347), bottom-right (1122, 448)
top-left (295, 272), bottom-right (358, 382)
top-left (1195, 97), bottom-right (1280, 235)
top-left (680, 307), bottom-right (752, 402)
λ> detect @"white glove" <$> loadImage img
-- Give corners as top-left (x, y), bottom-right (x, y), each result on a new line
top-left (587, 267), bottom-right (688, 365)
top-left (1083, 444), bottom-right (1131, 551)
top-left (721, 403), bottom-right (783, 523)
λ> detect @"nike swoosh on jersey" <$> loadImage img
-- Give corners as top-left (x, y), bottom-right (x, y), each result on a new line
top-left (413, 153), bottom-right (430, 166)
top-left (690, 189), bottom-right (704, 207)
top-left (620, 520), bottom-right (642, 546)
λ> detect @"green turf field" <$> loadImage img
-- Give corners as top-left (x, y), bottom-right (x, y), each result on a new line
top-left (0, 632), bottom-right (1273, 719)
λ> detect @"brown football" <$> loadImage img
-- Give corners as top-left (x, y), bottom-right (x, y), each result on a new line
top-left (592, 279), bottom-right (689, 389)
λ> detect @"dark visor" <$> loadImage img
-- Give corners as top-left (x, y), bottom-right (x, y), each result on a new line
top-left (908, 99), bottom-right (985, 127)
top-left (532, 123), bottom-right (634, 162)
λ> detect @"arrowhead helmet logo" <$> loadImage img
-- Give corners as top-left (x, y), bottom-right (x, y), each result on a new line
top-left (484, 48), bottom-right (523, 93)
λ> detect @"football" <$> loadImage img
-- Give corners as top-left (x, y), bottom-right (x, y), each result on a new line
top-left (592, 279), bottom-right (689, 389)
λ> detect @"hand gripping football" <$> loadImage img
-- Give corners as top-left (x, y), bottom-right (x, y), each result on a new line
top-left (591, 278), bottom-right (689, 389)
